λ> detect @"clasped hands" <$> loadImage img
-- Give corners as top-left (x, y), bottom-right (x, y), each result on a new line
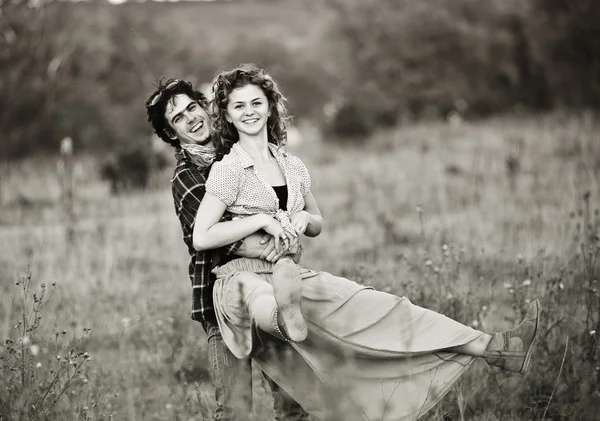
top-left (258, 211), bottom-right (310, 262)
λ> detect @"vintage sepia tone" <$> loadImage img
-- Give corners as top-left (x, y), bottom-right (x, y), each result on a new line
top-left (1, 0), bottom-right (599, 420)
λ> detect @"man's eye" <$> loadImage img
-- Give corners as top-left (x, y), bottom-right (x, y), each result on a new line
top-left (189, 104), bottom-right (197, 110)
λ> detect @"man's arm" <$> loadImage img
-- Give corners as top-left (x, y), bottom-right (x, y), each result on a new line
top-left (177, 168), bottom-right (246, 256)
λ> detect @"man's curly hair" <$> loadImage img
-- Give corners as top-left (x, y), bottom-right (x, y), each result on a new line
top-left (210, 63), bottom-right (291, 159)
top-left (145, 78), bottom-right (209, 148)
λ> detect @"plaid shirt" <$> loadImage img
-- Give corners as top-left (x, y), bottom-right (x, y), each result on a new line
top-left (171, 148), bottom-right (242, 331)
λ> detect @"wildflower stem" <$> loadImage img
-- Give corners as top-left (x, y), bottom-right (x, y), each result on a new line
top-left (541, 336), bottom-right (569, 421)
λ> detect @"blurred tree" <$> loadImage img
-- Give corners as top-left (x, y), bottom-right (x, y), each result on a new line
top-left (326, 0), bottom-right (599, 123)
top-left (0, 0), bottom-right (70, 158)
top-left (529, 0), bottom-right (600, 107)
top-left (326, 0), bottom-right (527, 119)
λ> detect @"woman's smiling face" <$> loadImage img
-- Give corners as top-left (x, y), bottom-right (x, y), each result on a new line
top-left (226, 84), bottom-right (270, 138)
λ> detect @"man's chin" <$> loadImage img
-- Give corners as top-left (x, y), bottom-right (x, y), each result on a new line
top-left (192, 133), bottom-right (212, 146)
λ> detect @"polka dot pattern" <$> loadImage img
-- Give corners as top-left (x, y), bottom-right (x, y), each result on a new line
top-left (206, 142), bottom-right (311, 218)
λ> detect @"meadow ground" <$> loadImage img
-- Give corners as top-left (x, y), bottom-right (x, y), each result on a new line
top-left (1, 114), bottom-right (599, 420)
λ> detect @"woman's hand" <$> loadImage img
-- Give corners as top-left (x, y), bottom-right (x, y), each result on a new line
top-left (290, 211), bottom-right (311, 235)
top-left (261, 215), bottom-right (296, 252)
top-left (259, 235), bottom-right (300, 262)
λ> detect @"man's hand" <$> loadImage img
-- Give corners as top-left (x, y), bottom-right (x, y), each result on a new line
top-left (259, 235), bottom-right (300, 262)
top-left (234, 232), bottom-right (286, 262)
top-left (235, 232), bottom-right (271, 259)
top-left (235, 232), bottom-right (299, 262)
top-left (258, 235), bottom-right (280, 262)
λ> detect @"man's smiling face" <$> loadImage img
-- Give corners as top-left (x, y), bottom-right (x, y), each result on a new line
top-left (165, 94), bottom-right (211, 146)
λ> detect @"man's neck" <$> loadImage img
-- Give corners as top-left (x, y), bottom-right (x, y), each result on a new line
top-left (180, 134), bottom-right (215, 149)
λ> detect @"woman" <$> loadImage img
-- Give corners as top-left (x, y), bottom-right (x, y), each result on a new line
top-left (192, 63), bottom-right (540, 421)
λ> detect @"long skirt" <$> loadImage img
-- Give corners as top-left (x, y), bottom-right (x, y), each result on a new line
top-left (212, 258), bottom-right (482, 421)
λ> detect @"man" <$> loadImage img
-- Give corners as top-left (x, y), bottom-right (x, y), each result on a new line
top-left (145, 78), bottom-right (309, 421)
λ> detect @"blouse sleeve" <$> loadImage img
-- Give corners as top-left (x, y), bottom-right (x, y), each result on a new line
top-left (296, 157), bottom-right (312, 197)
top-left (205, 161), bottom-right (240, 207)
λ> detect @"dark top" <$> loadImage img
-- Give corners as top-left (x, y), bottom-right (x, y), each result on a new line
top-left (272, 185), bottom-right (288, 211)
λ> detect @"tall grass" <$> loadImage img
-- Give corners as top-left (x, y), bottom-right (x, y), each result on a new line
top-left (1, 113), bottom-right (599, 420)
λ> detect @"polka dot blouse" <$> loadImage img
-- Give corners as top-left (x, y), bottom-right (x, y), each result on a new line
top-left (206, 142), bottom-right (311, 219)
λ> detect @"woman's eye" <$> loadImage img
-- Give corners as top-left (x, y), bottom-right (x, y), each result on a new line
top-left (189, 104), bottom-right (197, 110)
top-left (252, 102), bottom-right (261, 107)
top-left (173, 117), bottom-right (181, 124)
top-left (234, 105), bottom-right (243, 110)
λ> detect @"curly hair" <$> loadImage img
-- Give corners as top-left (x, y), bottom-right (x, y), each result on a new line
top-left (145, 78), bottom-right (209, 148)
top-left (210, 63), bottom-right (291, 158)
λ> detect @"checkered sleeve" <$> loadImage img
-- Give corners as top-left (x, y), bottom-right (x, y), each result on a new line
top-left (176, 169), bottom-right (206, 231)
top-left (176, 168), bottom-right (243, 256)
top-left (190, 249), bottom-right (216, 329)
top-left (172, 166), bottom-right (243, 327)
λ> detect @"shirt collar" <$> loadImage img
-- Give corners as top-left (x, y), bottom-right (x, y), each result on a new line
top-left (231, 142), bottom-right (285, 169)
top-left (174, 135), bottom-right (217, 161)
top-left (174, 146), bottom-right (190, 163)
top-left (174, 147), bottom-right (184, 161)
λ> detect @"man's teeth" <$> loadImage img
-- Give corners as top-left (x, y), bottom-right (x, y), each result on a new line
top-left (191, 121), bottom-right (204, 133)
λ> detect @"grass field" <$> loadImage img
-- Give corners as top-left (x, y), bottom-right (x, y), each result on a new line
top-left (1, 113), bottom-right (600, 420)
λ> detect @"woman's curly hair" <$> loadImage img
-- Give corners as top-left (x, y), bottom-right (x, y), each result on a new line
top-left (210, 63), bottom-right (291, 159)
top-left (145, 78), bottom-right (208, 148)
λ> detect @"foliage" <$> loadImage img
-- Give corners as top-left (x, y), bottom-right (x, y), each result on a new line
top-left (0, 272), bottom-right (93, 420)
top-left (3, 0), bottom-right (599, 159)
top-left (1, 1), bottom-right (339, 160)
top-left (529, 0), bottom-right (600, 107)
top-left (0, 1), bottom-right (70, 159)
top-left (326, 0), bottom-right (599, 123)
top-left (99, 146), bottom-right (170, 194)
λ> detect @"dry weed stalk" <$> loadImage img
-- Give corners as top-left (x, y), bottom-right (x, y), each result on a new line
top-left (0, 271), bottom-right (92, 420)
top-left (58, 136), bottom-right (76, 245)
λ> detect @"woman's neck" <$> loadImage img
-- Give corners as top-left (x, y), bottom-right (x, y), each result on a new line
top-left (238, 131), bottom-right (272, 164)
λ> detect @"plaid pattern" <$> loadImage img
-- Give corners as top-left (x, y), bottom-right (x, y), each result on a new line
top-left (171, 148), bottom-right (242, 331)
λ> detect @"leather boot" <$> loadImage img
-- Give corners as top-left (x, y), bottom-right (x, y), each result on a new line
top-left (484, 299), bottom-right (540, 374)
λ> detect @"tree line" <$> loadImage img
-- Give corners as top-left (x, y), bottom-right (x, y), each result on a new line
top-left (1, 0), bottom-right (598, 159)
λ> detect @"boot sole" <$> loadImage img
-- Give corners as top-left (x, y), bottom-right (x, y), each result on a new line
top-left (273, 259), bottom-right (307, 342)
top-left (519, 299), bottom-right (541, 374)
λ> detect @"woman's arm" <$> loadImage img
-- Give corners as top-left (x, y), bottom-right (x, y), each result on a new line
top-left (290, 190), bottom-right (323, 237)
top-left (193, 193), bottom-right (266, 251)
top-left (193, 193), bottom-right (294, 252)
